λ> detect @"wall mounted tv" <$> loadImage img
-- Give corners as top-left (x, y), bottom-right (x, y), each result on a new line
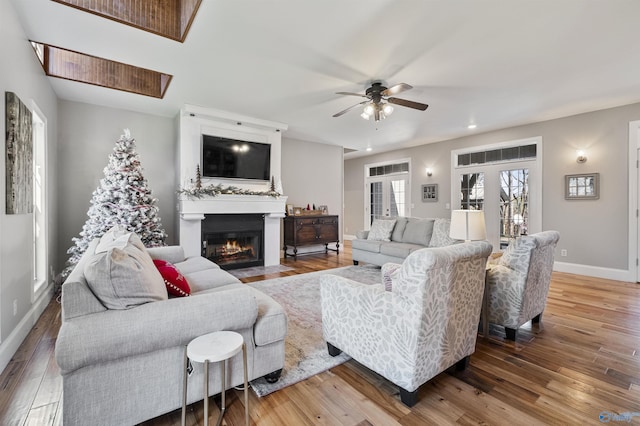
top-left (201, 135), bottom-right (271, 181)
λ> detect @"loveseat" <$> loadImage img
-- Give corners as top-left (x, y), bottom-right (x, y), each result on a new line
top-left (55, 230), bottom-right (287, 426)
top-left (352, 216), bottom-right (459, 266)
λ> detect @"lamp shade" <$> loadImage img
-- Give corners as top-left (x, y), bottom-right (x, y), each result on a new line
top-left (449, 210), bottom-right (487, 241)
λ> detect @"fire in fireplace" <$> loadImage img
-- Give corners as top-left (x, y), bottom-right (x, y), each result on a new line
top-left (202, 214), bottom-right (264, 270)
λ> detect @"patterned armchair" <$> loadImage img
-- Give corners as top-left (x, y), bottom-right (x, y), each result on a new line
top-left (485, 230), bottom-right (560, 341)
top-left (320, 241), bottom-right (492, 407)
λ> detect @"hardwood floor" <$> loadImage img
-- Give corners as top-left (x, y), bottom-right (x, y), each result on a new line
top-left (1, 241), bottom-right (639, 425)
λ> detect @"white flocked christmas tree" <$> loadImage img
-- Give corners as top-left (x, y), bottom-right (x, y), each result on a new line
top-left (64, 129), bottom-right (167, 274)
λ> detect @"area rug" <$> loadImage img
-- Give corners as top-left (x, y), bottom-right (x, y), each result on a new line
top-left (247, 265), bottom-right (381, 397)
top-left (228, 264), bottom-right (295, 279)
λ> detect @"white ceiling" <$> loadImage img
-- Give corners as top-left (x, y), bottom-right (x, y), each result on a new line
top-left (11, 0), bottom-right (640, 158)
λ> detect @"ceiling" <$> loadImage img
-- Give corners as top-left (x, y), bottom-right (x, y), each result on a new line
top-left (10, 0), bottom-right (640, 158)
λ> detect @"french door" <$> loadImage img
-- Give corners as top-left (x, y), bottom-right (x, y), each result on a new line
top-left (452, 139), bottom-right (541, 250)
top-left (366, 175), bottom-right (410, 227)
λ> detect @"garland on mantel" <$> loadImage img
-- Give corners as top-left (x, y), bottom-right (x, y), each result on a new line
top-left (178, 183), bottom-right (281, 199)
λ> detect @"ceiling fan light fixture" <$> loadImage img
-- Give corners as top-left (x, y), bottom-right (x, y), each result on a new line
top-left (382, 103), bottom-right (394, 115)
top-left (363, 103), bottom-right (375, 116)
top-left (360, 112), bottom-right (370, 120)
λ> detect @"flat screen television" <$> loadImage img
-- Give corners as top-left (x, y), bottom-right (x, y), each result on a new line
top-left (201, 135), bottom-right (271, 181)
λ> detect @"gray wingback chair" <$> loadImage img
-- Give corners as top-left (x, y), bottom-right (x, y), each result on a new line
top-left (485, 230), bottom-right (560, 341)
top-left (320, 241), bottom-right (492, 407)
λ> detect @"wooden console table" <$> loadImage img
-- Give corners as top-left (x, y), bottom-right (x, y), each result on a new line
top-left (283, 215), bottom-right (340, 259)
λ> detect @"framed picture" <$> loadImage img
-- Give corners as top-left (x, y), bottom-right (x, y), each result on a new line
top-left (286, 204), bottom-right (294, 216)
top-left (421, 184), bottom-right (438, 202)
top-left (293, 207), bottom-right (302, 216)
top-left (318, 205), bottom-right (328, 214)
top-left (565, 173), bottom-right (599, 200)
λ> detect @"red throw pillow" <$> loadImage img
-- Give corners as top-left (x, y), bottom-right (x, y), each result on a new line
top-left (153, 259), bottom-right (190, 297)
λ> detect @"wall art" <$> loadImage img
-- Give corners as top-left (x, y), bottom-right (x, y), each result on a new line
top-left (5, 92), bottom-right (33, 214)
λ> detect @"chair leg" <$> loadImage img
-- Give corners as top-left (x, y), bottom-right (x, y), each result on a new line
top-left (455, 356), bottom-right (470, 371)
top-left (399, 387), bottom-right (418, 407)
top-left (505, 327), bottom-right (517, 341)
top-left (327, 342), bottom-right (342, 357)
top-left (263, 369), bottom-right (282, 384)
top-left (532, 313), bottom-right (542, 324)
top-left (353, 260), bottom-right (359, 265)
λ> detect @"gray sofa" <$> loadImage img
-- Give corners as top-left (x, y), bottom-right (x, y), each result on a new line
top-left (56, 238), bottom-right (287, 426)
top-left (352, 217), bottom-right (459, 266)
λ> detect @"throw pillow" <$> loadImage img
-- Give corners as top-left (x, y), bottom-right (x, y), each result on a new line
top-left (153, 259), bottom-right (191, 297)
top-left (499, 236), bottom-right (537, 273)
top-left (401, 218), bottom-right (434, 246)
top-left (381, 262), bottom-right (402, 291)
top-left (367, 219), bottom-right (397, 242)
top-left (429, 218), bottom-right (458, 247)
top-left (84, 232), bottom-right (168, 309)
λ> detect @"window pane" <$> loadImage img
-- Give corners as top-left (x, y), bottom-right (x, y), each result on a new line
top-left (499, 168), bottom-right (529, 248)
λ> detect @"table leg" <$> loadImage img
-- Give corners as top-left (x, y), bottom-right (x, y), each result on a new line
top-left (216, 361), bottom-right (226, 426)
top-left (182, 346), bottom-right (188, 426)
top-left (243, 343), bottom-right (249, 426)
top-left (204, 360), bottom-right (209, 426)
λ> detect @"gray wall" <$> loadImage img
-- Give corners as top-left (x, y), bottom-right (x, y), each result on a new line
top-left (345, 102), bottom-right (640, 272)
top-left (281, 137), bottom-right (344, 242)
top-left (0, 1), bottom-right (58, 344)
top-left (57, 101), bottom-right (177, 272)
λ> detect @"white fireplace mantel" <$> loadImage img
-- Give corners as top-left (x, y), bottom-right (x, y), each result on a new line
top-left (178, 194), bottom-right (288, 265)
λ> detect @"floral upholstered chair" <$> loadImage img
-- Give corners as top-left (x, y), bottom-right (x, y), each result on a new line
top-left (485, 230), bottom-right (560, 341)
top-left (320, 241), bottom-right (492, 407)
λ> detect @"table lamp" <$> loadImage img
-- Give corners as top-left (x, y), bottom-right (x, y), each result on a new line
top-left (449, 210), bottom-right (487, 241)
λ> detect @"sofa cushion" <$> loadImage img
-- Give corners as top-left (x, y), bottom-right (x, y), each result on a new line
top-left (390, 217), bottom-right (408, 242)
top-left (429, 218), bottom-right (458, 247)
top-left (84, 232), bottom-right (168, 309)
top-left (174, 256), bottom-right (221, 274)
top-left (352, 238), bottom-right (383, 253)
top-left (380, 242), bottom-right (425, 259)
top-left (153, 259), bottom-right (191, 297)
top-left (367, 218), bottom-right (397, 241)
top-left (184, 268), bottom-right (241, 293)
top-left (401, 218), bottom-right (434, 246)
top-left (146, 246), bottom-right (186, 264)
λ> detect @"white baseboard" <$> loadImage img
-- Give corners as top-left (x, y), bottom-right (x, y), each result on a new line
top-left (553, 261), bottom-right (634, 282)
top-left (0, 284), bottom-right (54, 374)
top-left (343, 234), bottom-right (356, 241)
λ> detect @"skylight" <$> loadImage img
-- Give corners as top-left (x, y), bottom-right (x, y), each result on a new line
top-left (51, 0), bottom-right (202, 42)
top-left (30, 42), bottom-right (172, 98)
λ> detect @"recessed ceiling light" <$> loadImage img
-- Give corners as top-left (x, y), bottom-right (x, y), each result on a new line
top-left (467, 124), bottom-right (477, 129)
top-left (366, 147), bottom-right (372, 152)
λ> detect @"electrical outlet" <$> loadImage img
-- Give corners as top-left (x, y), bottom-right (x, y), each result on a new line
top-left (13, 300), bottom-right (18, 316)
top-left (561, 249), bottom-right (567, 257)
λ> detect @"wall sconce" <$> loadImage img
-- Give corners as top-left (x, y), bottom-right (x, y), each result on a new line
top-left (425, 168), bottom-right (433, 177)
top-left (576, 150), bottom-right (587, 164)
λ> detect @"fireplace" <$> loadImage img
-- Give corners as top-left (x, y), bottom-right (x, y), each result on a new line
top-left (202, 214), bottom-right (264, 270)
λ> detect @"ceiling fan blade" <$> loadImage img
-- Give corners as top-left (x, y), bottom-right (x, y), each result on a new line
top-left (332, 101), bottom-right (368, 117)
top-left (381, 83), bottom-right (412, 97)
top-left (388, 97), bottom-right (429, 111)
top-left (335, 91), bottom-right (369, 98)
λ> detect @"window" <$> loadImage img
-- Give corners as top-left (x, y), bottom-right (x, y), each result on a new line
top-left (31, 104), bottom-right (47, 299)
top-left (365, 160), bottom-right (411, 227)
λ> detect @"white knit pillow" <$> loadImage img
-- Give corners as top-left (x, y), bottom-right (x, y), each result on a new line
top-left (367, 219), bottom-right (397, 242)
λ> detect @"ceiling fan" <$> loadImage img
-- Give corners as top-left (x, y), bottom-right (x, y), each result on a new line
top-left (333, 81), bottom-right (429, 122)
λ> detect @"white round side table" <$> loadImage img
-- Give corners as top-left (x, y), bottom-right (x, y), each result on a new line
top-left (181, 331), bottom-right (249, 426)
